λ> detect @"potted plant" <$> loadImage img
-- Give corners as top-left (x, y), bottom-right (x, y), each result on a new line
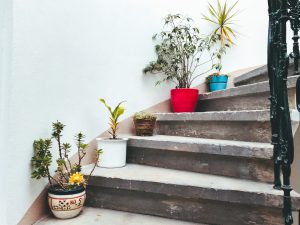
top-left (143, 14), bottom-right (222, 112)
top-left (206, 72), bottom-right (229, 92)
top-left (133, 111), bottom-right (157, 136)
top-left (97, 98), bottom-right (127, 168)
top-left (203, 0), bottom-right (239, 92)
top-left (31, 121), bottom-right (101, 219)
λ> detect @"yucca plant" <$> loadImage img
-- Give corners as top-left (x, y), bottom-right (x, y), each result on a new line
top-left (203, 0), bottom-right (239, 47)
top-left (100, 99), bottom-right (126, 139)
top-left (203, 0), bottom-right (239, 72)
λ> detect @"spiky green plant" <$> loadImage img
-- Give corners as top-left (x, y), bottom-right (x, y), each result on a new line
top-left (203, 0), bottom-right (239, 47)
top-left (203, 0), bottom-right (239, 72)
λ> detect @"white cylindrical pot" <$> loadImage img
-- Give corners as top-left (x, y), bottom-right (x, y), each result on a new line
top-left (96, 138), bottom-right (128, 168)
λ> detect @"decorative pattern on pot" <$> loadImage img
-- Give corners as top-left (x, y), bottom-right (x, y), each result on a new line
top-left (48, 189), bottom-right (86, 219)
top-left (31, 121), bottom-right (101, 220)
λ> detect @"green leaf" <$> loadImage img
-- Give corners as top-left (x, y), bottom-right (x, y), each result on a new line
top-left (99, 98), bottom-right (113, 114)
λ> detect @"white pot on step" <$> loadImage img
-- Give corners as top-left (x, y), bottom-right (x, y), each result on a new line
top-left (96, 138), bottom-right (128, 168)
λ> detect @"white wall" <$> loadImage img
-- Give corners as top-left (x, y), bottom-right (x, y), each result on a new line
top-left (0, 0), bottom-right (12, 224)
top-left (2, 0), bottom-right (269, 224)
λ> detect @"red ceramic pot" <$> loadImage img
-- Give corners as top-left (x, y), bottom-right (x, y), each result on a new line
top-left (170, 88), bottom-right (199, 113)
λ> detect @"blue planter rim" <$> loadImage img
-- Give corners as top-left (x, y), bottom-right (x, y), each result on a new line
top-left (209, 75), bottom-right (228, 83)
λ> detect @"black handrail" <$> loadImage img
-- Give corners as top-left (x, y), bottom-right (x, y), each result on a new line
top-left (268, 0), bottom-right (300, 224)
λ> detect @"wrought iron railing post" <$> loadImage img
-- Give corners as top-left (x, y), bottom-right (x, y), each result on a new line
top-left (268, 0), bottom-right (297, 224)
top-left (289, 0), bottom-right (300, 75)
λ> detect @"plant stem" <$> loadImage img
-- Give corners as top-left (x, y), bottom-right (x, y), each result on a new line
top-left (46, 168), bottom-right (52, 186)
top-left (85, 152), bottom-right (100, 185)
top-left (57, 134), bottom-right (69, 175)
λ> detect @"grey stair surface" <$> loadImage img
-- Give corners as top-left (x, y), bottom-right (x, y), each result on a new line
top-left (75, 64), bottom-right (300, 225)
top-left (198, 75), bottom-right (298, 112)
top-left (155, 110), bottom-right (271, 142)
top-left (35, 207), bottom-right (202, 225)
top-left (127, 135), bottom-right (273, 182)
top-left (234, 60), bottom-right (298, 86)
top-left (83, 164), bottom-right (300, 225)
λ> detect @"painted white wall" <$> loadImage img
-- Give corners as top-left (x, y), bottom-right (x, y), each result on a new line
top-left (0, 0), bottom-right (12, 224)
top-left (1, 0), bottom-right (270, 224)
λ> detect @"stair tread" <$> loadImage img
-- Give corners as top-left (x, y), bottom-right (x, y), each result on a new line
top-left (200, 75), bottom-right (298, 101)
top-left (233, 60), bottom-right (298, 86)
top-left (83, 164), bottom-right (300, 209)
top-left (35, 207), bottom-right (202, 225)
top-left (128, 135), bottom-right (273, 159)
top-left (156, 110), bottom-right (270, 121)
top-left (233, 65), bottom-right (268, 86)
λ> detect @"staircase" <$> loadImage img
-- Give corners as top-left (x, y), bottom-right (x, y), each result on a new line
top-left (37, 66), bottom-right (300, 225)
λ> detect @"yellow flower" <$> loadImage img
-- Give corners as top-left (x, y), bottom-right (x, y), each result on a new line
top-left (69, 172), bottom-right (84, 185)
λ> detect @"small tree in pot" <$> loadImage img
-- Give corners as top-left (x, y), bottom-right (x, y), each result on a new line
top-left (31, 121), bottom-right (101, 219)
top-left (144, 14), bottom-right (223, 112)
top-left (97, 99), bottom-right (127, 168)
top-left (203, 0), bottom-right (239, 92)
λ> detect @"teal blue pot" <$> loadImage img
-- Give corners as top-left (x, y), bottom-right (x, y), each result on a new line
top-left (209, 75), bottom-right (228, 92)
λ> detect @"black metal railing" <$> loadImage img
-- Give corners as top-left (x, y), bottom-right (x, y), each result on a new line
top-left (268, 0), bottom-right (300, 224)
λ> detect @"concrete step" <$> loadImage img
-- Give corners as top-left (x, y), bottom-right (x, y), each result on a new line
top-left (35, 207), bottom-right (202, 225)
top-left (234, 60), bottom-right (298, 86)
top-left (127, 135), bottom-right (273, 182)
top-left (198, 75), bottom-right (298, 112)
top-left (155, 110), bottom-right (271, 142)
top-left (82, 164), bottom-right (300, 225)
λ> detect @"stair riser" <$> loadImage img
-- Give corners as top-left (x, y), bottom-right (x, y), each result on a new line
top-left (127, 147), bottom-right (273, 183)
top-left (198, 88), bottom-right (296, 112)
top-left (235, 66), bottom-right (295, 86)
top-left (86, 186), bottom-right (283, 225)
top-left (156, 121), bottom-right (271, 142)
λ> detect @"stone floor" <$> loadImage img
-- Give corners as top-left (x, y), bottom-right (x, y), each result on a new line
top-left (35, 207), bottom-right (201, 225)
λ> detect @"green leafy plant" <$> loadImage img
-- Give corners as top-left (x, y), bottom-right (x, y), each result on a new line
top-left (203, 0), bottom-right (239, 72)
top-left (134, 111), bottom-right (157, 120)
top-left (143, 14), bottom-right (224, 88)
top-left (100, 99), bottom-right (126, 139)
top-left (206, 72), bottom-right (229, 83)
top-left (31, 121), bottom-right (101, 190)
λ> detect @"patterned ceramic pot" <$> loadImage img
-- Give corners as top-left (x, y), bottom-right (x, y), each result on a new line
top-left (48, 186), bottom-right (86, 219)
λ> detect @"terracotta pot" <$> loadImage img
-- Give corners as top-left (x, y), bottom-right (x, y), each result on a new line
top-left (134, 118), bottom-right (156, 136)
top-left (48, 186), bottom-right (86, 219)
top-left (170, 88), bottom-right (199, 112)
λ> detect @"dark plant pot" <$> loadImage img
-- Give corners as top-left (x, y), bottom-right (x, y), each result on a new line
top-left (209, 75), bottom-right (228, 92)
top-left (170, 88), bottom-right (199, 113)
top-left (48, 185), bottom-right (86, 219)
top-left (134, 118), bottom-right (156, 136)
